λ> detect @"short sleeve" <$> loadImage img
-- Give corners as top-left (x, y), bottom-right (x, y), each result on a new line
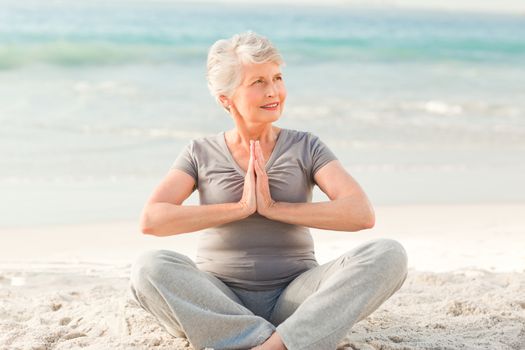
top-left (309, 133), bottom-right (338, 181)
top-left (170, 141), bottom-right (198, 188)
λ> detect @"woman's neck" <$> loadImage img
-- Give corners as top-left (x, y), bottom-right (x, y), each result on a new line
top-left (226, 124), bottom-right (281, 150)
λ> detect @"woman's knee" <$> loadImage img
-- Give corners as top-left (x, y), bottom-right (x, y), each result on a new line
top-left (370, 238), bottom-right (408, 274)
top-left (130, 249), bottom-right (193, 291)
top-left (349, 238), bottom-right (407, 274)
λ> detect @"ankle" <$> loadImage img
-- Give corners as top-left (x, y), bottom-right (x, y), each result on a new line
top-left (264, 331), bottom-right (287, 350)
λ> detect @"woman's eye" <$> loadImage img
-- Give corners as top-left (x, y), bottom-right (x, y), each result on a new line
top-left (275, 76), bottom-right (283, 81)
top-left (254, 79), bottom-right (263, 84)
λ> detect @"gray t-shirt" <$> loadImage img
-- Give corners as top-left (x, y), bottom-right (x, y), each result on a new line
top-left (171, 128), bottom-right (338, 291)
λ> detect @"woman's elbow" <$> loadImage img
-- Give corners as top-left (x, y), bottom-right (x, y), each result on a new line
top-left (340, 196), bottom-right (375, 231)
top-left (362, 204), bottom-right (376, 229)
top-left (362, 213), bottom-right (375, 229)
top-left (140, 225), bottom-right (156, 235)
top-left (139, 208), bottom-right (157, 235)
top-left (140, 223), bottom-right (156, 236)
top-left (353, 199), bottom-right (375, 230)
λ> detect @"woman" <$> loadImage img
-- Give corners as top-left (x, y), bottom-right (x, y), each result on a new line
top-left (130, 32), bottom-right (407, 350)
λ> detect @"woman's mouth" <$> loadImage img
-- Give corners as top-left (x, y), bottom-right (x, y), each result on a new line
top-left (260, 102), bottom-right (279, 111)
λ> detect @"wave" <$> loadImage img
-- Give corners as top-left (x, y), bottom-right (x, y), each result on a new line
top-left (1, 38), bottom-right (524, 70)
top-left (0, 42), bottom-right (207, 69)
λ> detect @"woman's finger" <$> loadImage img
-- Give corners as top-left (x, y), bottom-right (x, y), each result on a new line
top-left (255, 141), bottom-right (266, 171)
top-left (248, 140), bottom-right (255, 173)
top-left (253, 149), bottom-right (262, 175)
top-left (255, 140), bottom-right (265, 161)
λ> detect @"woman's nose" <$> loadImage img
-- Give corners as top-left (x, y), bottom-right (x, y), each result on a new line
top-left (266, 82), bottom-right (277, 97)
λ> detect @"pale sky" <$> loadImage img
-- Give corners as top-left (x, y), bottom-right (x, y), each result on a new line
top-left (174, 0), bottom-right (525, 15)
top-left (5, 0), bottom-right (523, 15)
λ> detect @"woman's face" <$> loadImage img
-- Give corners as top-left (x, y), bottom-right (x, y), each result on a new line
top-left (227, 61), bottom-right (287, 124)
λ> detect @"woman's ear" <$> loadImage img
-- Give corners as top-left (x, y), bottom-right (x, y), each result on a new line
top-left (219, 95), bottom-right (231, 111)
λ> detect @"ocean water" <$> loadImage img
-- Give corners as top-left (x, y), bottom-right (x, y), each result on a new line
top-left (1, 1), bottom-right (524, 226)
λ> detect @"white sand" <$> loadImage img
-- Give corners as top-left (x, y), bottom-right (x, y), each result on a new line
top-left (1, 204), bottom-right (524, 349)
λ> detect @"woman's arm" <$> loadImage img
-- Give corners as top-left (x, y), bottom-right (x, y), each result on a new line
top-left (142, 202), bottom-right (251, 236)
top-left (140, 169), bottom-right (251, 236)
top-left (265, 160), bottom-right (375, 232)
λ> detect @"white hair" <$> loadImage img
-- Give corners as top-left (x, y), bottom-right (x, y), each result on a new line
top-left (206, 31), bottom-right (285, 109)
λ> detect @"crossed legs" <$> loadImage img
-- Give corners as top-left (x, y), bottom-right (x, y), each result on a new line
top-left (130, 239), bottom-right (408, 350)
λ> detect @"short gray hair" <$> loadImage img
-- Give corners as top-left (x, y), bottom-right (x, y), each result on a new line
top-left (206, 31), bottom-right (285, 108)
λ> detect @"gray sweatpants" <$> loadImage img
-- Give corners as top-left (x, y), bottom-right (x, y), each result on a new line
top-left (129, 238), bottom-right (408, 350)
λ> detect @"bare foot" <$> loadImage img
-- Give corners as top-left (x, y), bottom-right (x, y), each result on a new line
top-left (250, 331), bottom-right (287, 350)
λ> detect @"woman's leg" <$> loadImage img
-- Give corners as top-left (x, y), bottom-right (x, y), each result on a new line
top-left (129, 249), bottom-right (276, 350)
top-left (269, 239), bottom-right (408, 350)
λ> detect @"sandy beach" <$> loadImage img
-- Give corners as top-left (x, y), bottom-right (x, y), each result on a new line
top-left (1, 204), bottom-right (524, 349)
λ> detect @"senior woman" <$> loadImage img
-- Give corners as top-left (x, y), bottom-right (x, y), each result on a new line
top-left (130, 32), bottom-right (408, 350)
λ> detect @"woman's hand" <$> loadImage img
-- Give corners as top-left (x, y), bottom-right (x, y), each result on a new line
top-left (238, 140), bottom-right (257, 217)
top-left (253, 140), bottom-right (276, 217)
